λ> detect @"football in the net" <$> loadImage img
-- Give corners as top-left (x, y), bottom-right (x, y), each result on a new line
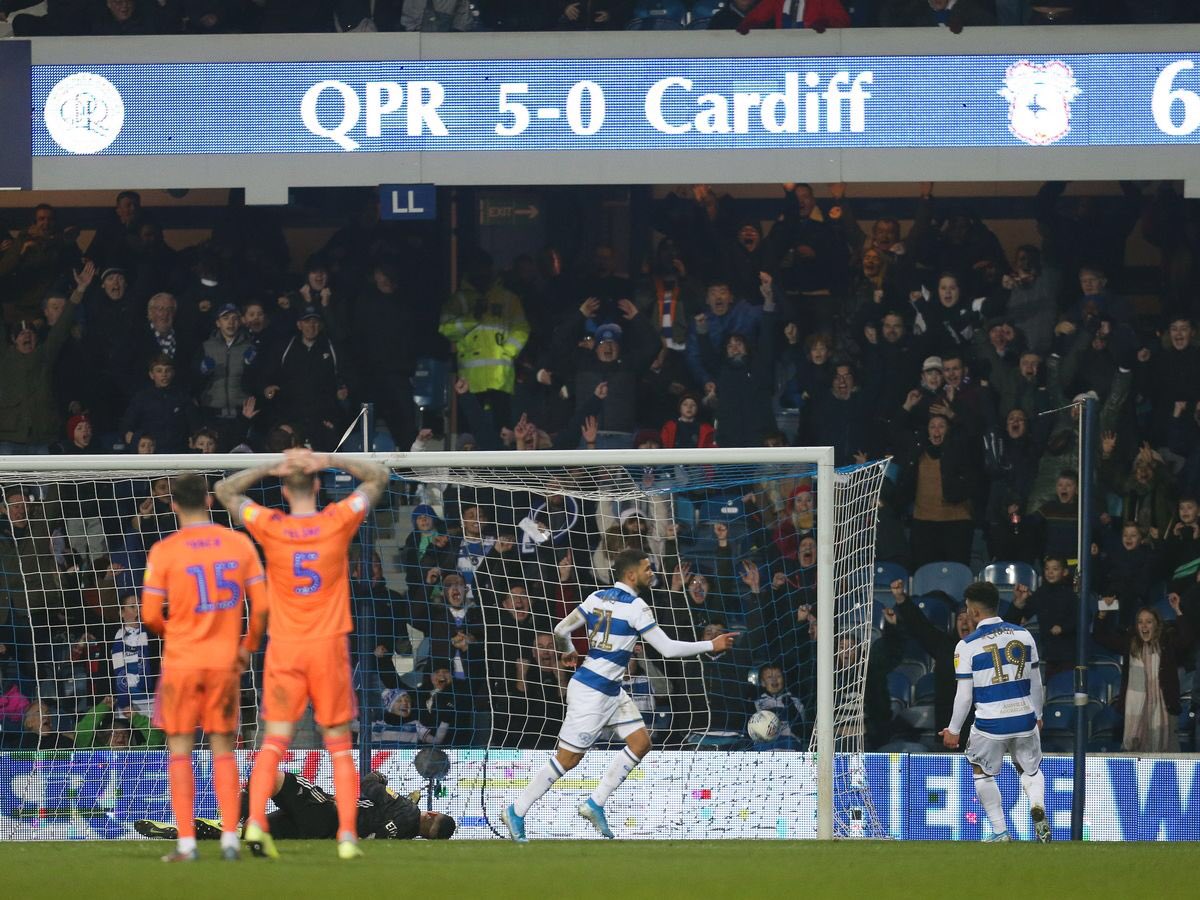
top-left (747, 710), bottom-right (781, 743)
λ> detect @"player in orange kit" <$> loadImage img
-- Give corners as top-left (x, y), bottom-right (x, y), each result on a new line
top-left (142, 473), bottom-right (268, 863)
top-left (214, 448), bottom-right (389, 861)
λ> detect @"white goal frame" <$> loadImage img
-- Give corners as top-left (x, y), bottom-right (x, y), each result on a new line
top-left (0, 445), bottom-right (839, 839)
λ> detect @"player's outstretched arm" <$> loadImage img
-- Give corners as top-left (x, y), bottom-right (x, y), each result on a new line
top-left (553, 608), bottom-right (586, 660)
top-left (642, 625), bottom-right (737, 659)
top-left (328, 454), bottom-right (391, 508)
top-left (939, 678), bottom-right (974, 749)
top-left (214, 462), bottom-right (278, 523)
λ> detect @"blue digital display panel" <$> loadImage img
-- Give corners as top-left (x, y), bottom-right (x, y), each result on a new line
top-left (3, 751), bottom-right (1198, 841)
top-left (28, 54), bottom-right (1200, 157)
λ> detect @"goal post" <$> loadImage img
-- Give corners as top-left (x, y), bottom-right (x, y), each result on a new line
top-left (0, 446), bottom-right (886, 840)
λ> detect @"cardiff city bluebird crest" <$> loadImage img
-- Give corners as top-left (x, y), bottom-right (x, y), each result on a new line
top-left (999, 60), bottom-right (1080, 146)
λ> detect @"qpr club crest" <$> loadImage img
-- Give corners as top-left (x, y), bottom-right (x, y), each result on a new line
top-left (43, 72), bottom-right (125, 154)
top-left (998, 60), bottom-right (1080, 146)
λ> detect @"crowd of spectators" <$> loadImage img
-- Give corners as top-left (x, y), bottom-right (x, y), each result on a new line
top-left (2, 0), bottom-right (1197, 37)
top-left (3, 175), bottom-right (1200, 754)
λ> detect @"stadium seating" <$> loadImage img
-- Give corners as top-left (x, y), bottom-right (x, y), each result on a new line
top-left (978, 561), bottom-right (1040, 603)
top-left (913, 594), bottom-right (954, 633)
top-left (894, 660), bottom-right (928, 689)
top-left (1087, 663), bottom-right (1122, 704)
top-left (627, 2), bottom-right (688, 29)
top-left (914, 672), bottom-right (936, 706)
top-left (873, 562), bottom-right (909, 608)
top-left (688, 1), bottom-right (722, 28)
top-left (887, 670), bottom-right (912, 706)
top-left (911, 562), bottom-right (973, 601)
top-left (1045, 670), bottom-right (1074, 702)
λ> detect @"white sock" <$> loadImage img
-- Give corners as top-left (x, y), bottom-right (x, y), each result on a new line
top-left (1020, 769), bottom-right (1046, 810)
top-left (974, 775), bottom-right (1007, 836)
top-left (338, 830), bottom-right (357, 843)
top-left (177, 837), bottom-right (197, 854)
top-left (220, 832), bottom-right (239, 850)
top-left (514, 757), bottom-right (567, 817)
top-left (590, 746), bottom-right (642, 808)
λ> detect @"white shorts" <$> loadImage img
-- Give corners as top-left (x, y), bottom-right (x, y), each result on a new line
top-left (558, 679), bottom-right (645, 751)
top-left (965, 729), bottom-right (1043, 777)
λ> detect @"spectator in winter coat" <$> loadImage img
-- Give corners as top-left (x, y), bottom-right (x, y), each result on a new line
top-left (698, 274), bottom-right (778, 447)
top-left (120, 355), bottom-right (199, 453)
top-left (1095, 522), bottom-right (1163, 631)
top-left (881, 0), bottom-right (995, 29)
top-left (1003, 246), bottom-right (1059, 357)
top-left (723, 0), bottom-right (850, 32)
top-left (983, 407), bottom-right (1043, 561)
top-left (660, 393), bottom-right (715, 449)
top-left (1007, 557), bottom-right (1078, 679)
top-left (686, 280), bottom-right (762, 391)
top-left (351, 259), bottom-right (421, 450)
top-left (1092, 599), bottom-right (1193, 753)
top-left (802, 362), bottom-right (877, 466)
top-left (0, 266), bottom-right (84, 454)
top-left (258, 306), bottom-right (347, 450)
top-left (890, 580), bottom-right (974, 748)
top-left (895, 414), bottom-right (975, 567)
top-left (82, 265), bottom-right (141, 431)
top-left (194, 303), bottom-right (254, 449)
top-left (0, 203), bottom-right (80, 327)
top-left (1137, 315), bottom-right (1200, 448)
top-left (551, 298), bottom-right (659, 442)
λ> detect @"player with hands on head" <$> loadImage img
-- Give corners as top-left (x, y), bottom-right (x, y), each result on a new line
top-left (141, 473), bottom-right (268, 863)
top-left (939, 581), bottom-right (1049, 843)
top-left (502, 548), bottom-right (737, 842)
top-left (213, 447), bottom-right (390, 861)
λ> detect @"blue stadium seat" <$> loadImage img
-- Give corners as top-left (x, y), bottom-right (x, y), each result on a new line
top-left (1088, 662), bottom-right (1122, 704)
top-left (1177, 695), bottom-right (1195, 749)
top-left (887, 670), bottom-right (912, 705)
top-left (874, 561), bottom-right (910, 589)
top-left (1043, 699), bottom-right (1075, 732)
top-left (410, 357), bottom-right (448, 413)
top-left (688, 0), bottom-right (722, 28)
top-left (900, 704), bottom-right (937, 730)
top-left (627, 2), bottom-right (687, 29)
top-left (911, 562), bottom-right (974, 600)
top-left (873, 562), bottom-right (910, 609)
top-left (1155, 594), bottom-right (1178, 621)
top-left (914, 671), bottom-right (937, 706)
top-left (894, 660), bottom-right (928, 688)
top-left (1045, 671), bottom-right (1074, 702)
top-left (914, 594), bottom-right (954, 633)
top-left (979, 561), bottom-right (1039, 602)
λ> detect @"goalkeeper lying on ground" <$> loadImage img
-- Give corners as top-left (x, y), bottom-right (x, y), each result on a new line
top-left (136, 770), bottom-right (456, 844)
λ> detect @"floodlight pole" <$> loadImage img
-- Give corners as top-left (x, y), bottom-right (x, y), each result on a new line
top-left (816, 447), bottom-right (836, 840)
top-left (1071, 396), bottom-right (1097, 840)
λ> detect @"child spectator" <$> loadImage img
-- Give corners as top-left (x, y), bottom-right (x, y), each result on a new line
top-left (1007, 557), bottom-right (1078, 679)
top-left (120, 355), bottom-right (198, 453)
top-left (752, 663), bottom-right (805, 749)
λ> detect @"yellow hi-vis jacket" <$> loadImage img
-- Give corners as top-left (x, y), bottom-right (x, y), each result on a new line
top-left (439, 278), bottom-right (530, 395)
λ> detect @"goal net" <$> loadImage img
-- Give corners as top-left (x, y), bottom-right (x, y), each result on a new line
top-left (0, 449), bottom-right (887, 839)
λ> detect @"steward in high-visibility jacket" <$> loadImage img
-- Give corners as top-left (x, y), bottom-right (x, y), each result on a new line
top-left (439, 273), bottom-right (529, 395)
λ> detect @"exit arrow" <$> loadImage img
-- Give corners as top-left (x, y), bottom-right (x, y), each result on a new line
top-left (514, 205), bottom-right (539, 220)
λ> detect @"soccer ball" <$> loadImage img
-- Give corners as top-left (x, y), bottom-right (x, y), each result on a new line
top-left (747, 710), bottom-right (781, 743)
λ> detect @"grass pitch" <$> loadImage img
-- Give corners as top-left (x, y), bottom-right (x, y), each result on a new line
top-left (2, 839), bottom-right (1194, 899)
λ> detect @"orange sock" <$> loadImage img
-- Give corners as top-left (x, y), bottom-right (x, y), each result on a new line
top-left (168, 753), bottom-right (195, 840)
top-left (325, 734), bottom-right (358, 840)
top-left (212, 752), bottom-right (240, 835)
top-left (248, 735), bottom-right (289, 831)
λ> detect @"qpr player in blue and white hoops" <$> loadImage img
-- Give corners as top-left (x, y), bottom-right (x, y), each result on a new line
top-left (502, 548), bottom-right (737, 842)
top-left (940, 581), bottom-right (1051, 843)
